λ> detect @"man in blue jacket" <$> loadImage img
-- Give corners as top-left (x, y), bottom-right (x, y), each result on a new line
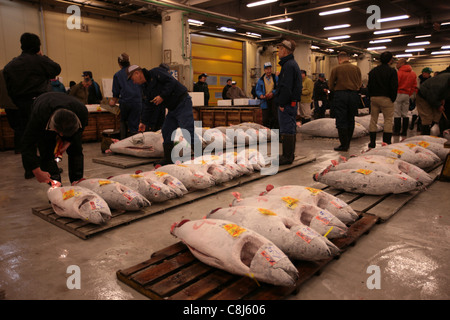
top-left (109, 53), bottom-right (142, 139)
top-left (129, 64), bottom-right (199, 166)
top-left (274, 39), bottom-right (302, 165)
top-left (256, 62), bottom-right (278, 129)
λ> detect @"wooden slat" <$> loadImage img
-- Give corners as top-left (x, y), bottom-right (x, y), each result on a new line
top-left (92, 154), bottom-right (159, 169)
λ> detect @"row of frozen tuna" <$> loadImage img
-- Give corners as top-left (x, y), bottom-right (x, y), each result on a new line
top-left (47, 150), bottom-right (268, 225)
top-left (313, 135), bottom-right (448, 195)
top-left (170, 184), bottom-right (360, 287)
top-left (109, 122), bottom-right (277, 158)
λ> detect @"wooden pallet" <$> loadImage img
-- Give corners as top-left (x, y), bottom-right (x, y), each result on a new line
top-left (92, 154), bottom-right (160, 169)
top-left (116, 214), bottom-right (379, 300)
top-left (32, 155), bottom-right (315, 239)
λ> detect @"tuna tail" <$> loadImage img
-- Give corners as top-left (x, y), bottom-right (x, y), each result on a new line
top-left (232, 192), bottom-right (241, 201)
top-left (208, 207), bottom-right (222, 215)
top-left (259, 184), bottom-right (274, 196)
top-left (135, 170), bottom-right (143, 174)
top-left (313, 173), bottom-right (320, 181)
top-left (170, 219), bottom-right (190, 235)
top-left (323, 237), bottom-right (341, 256)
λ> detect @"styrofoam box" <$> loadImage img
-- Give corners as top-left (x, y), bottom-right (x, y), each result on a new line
top-left (189, 92), bottom-right (204, 106)
top-left (217, 99), bottom-right (232, 106)
top-left (248, 99), bottom-right (260, 106)
top-left (233, 98), bottom-right (249, 106)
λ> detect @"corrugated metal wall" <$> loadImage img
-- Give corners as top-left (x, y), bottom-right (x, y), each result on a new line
top-left (191, 34), bottom-right (243, 106)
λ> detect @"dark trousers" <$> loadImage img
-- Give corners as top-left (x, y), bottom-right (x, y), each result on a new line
top-left (261, 98), bottom-right (279, 129)
top-left (313, 99), bottom-right (328, 119)
top-left (11, 96), bottom-right (35, 153)
top-left (162, 96), bottom-right (199, 148)
top-left (39, 131), bottom-right (84, 183)
top-left (277, 104), bottom-right (298, 134)
top-left (332, 90), bottom-right (359, 130)
top-left (119, 101), bottom-right (142, 139)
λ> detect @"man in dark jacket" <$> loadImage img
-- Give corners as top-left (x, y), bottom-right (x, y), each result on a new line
top-left (312, 73), bottom-right (329, 119)
top-left (193, 73), bottom-right (210, 106)
top-left (21, 92), bottom-right (88, 185)
top-left (3, 33), bottom-right (61, 169)
top-left (129, 65), bottom-right (199, 165)
top-left (367, 51), bottom-right (398, 147)
top-left (274, 39), bottom-right (302, 165)
top-left (222, 79), bottom-right (232, 99)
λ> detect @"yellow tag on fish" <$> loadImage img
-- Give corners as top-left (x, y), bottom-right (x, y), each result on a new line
top-left (258, 208), bottom-right (277, 216)
top-left (405, 143), bottom-right (417, 149)
top-left (155, 172), bottom-right (167, 177)
top-left (391, 149), bottom-right (404, 155)
top-left (417, 141), bottom-right (430, 148)
top-left (211, 155), bottom-right (220, 160)
top-left (355, 169), bottom-right (373, 175)
top-left (96, 106), bottom-right (102, 112)
top-left (130, 174), bottom-right (143, 178)
top-left (385, 157), bottom-right (396, 164)
top-left (98, 180), bottom-right (112, 186)
top-left (177, 164), bottom-right (188, 168)
top-left (281, 196), bottom-right (299, 209)
top-left (306, 187), bottom-right (322, 195)
top-left (223, 224), bottom-right (246, 238)
top-left (62, 189), bottom-right (75, 200)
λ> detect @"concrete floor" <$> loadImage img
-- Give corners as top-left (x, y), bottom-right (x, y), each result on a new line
top-left (0, 130), bottom-right (449, 300)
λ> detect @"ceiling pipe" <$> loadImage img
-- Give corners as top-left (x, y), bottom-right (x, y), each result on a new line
top-left (134, 0), bottom-right (372, 54)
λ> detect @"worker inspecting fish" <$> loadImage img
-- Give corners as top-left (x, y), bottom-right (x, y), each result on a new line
top-left (20, 92), bottom-right (88, 185)
top-left (127, 64), bottom-right (202, 166)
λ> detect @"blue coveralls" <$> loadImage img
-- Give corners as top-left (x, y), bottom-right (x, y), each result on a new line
top-left (112, 67), bottom-right (142, 138)
top-left (140, 67), bottom-right (198, 148)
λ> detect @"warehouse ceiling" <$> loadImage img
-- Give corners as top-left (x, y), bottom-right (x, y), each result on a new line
top-left (28, 0), bottom-right (450, 58)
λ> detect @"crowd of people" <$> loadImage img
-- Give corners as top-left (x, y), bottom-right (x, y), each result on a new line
top-left (1, 32), bottom-right (449, 186)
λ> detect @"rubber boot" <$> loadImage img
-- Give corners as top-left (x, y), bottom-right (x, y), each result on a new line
top-left (409, 114), bottom-right (417, 130)
top-left (279, 134), bottom-right (295, 165)
top-left (347, 126), bottom-right (354, 150)
top-left (383, 132), bottom-right (392, 144)
top-left (393, 117), bottom-right (401, 136)
top-left (334, 128), bottom-right (349, 151)
top-left (401, 117), bottom-right (409, 137)
top-left (421, 124), bottom-right (431, 135)
top-left (155, 142), bottom-right (174, 167)
top-left (368, 132), bottom-right (377, 149)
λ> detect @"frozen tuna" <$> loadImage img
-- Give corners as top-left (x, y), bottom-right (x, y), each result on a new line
top-left (298, 118), bottom-right (368, 138)
top-left (47, 186), bottom-right (112, 224)
top-left (75, 178), bottom-right (151, 210)
top-left (206, 206), bottom-right (340, 261)
top-left (170, 218), bottom-right (299, 286)
top-left (109, 173), bottom-right (177, 202)
top-left (264, 185), bottom-right (359, 224)
top-left (155, 164), bottom-right (215, 190)
top-left (137, 170), bottom-right (188, 197)
top-left (109, 132), bottom-right (164, 158)
top-left (401, 137), bottom-right (449, 161)
top-left (230, 194), bottom-right (348, 238)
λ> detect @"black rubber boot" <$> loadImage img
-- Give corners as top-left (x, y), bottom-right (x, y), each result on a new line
top-left (279, 134), bottom-right (295, 165)
top-left (155, 142), bottom-right (174, 167)
top-left (421, 124), bottom-right (431, 135)
top-left (409, 114), bottom-right (417, 130)
top-left (401, 117), bottom-right (409, 136)
top-left (383, 132), bottom-right (392, 144)
top-left (334, 128), bottom-right (349, 151)
top-left (393, 117), bottom-right (401, 136)
top-left (368, 132), bottom-right (377, 149)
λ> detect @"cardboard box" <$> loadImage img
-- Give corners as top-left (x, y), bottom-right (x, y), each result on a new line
top-left (233, 98), bottom-right (249, 106)
top-left (189, 92), bottom-right (204, 106)
top-left (217, 99), bottom-right (232, 106)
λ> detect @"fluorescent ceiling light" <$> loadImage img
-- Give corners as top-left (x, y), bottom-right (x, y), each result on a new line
top-left (395, 54), bottom-right (412, 58)
top-left (369, 39), bottom-right (392, 44)
top-left (441, 22), bottom-right (450, 26)
top-left (441, 45), bottom-right (450, 49)
top-left (311, 45), bottom-right (320, 49)
top-left (367, 46), bottom-right (387, 51)
top-left (247, 0), bottom-right (277, 7)
top-left (374, 28), bottom-right (400, 35)
top-left (188, 19), bottom-right (204, 26)
top-left (217, 26), bottom-right (236, 32)
top-left (266, 17), bottom-right (292, 25)
top-left (407, 41), bottom-right (430, 46)
top-left (327, 35), bottom-right (350, 41)
top-left (245, 32), bottom-right (261, 38)
top-left (405, 48), bottom-right (425, 52)
top-left (415, 34), bottom-right (431, 38)
top-left (431, 50), bottom-right (450, 55)
top-left (319, 8), bottom-right (351, 16)
top-left (377, 15), bottom-right (409, 23)
top-left (324, 24), bottom-right (350, 30)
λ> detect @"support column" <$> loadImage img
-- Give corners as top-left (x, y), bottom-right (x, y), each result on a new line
top-left (161, 10), bottom-right (192, 89)
top-left (293, 40), bottom-right (312, 76)
top-left (357, 53), bottom-right (373, 84)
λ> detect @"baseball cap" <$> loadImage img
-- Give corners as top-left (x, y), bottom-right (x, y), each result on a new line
top-left (127, 65), bottom-right (142, 79)
top-left (82, 71), bottom-right (93, 78)
top-left (319, 73), bottom-right (325, 78)
top-left (422, 67), bottom-right (433, 74)
top-left (264, 62), bottom-right (272, 68)
top-left (198, 73), bottom-right (208, 79)
top-left (276, 39), bottom-right (295, 51)
top-left (231, 81), bottom-right (237, 85)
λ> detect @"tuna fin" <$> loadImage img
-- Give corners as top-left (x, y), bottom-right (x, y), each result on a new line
top-left (135, 170), bottom-right (143, 174)
top-left (232, 192), bottom-right (241, 201)
top-left (266, 184), bottom-right (274, 192)
top-left (331, 160), bottom-right (338, 166)
top-left (208, 207), bottom-right (222, 215)
top-left (170, 219), bottom-right (190, 235)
